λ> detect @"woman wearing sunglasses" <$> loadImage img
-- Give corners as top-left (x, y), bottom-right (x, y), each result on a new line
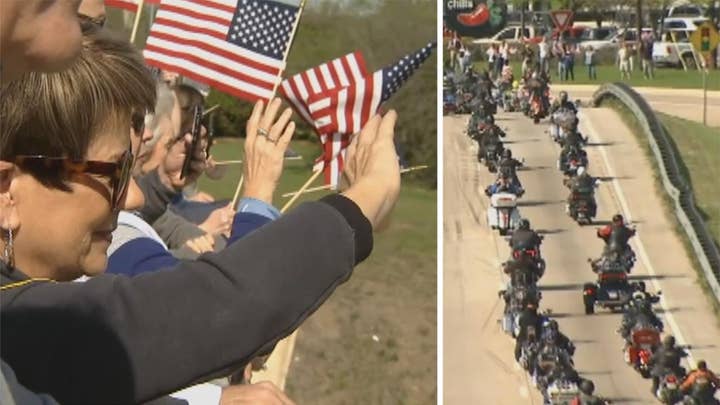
top-left (0, 26), bottom-right (400, 405)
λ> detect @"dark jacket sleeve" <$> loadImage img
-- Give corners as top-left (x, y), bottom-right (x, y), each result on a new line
top-left (1, 196), bottom-right (372, 405)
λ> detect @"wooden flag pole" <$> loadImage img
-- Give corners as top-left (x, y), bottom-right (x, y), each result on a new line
top-left (129, 0), bottom-right (146, 44)
top-left (281, 165), bottom-right (430, 198)
top-left (280, 168), bottom-right (322, 213)
top-left (231, 175), bottom-right (244, 207)
top-left (213, 159), bottom-right (244, 166)
top-left (202, 104), bottom-right (220, 116)
top-left (231, 0), bottom-right (308, 210)
top-left (281, 184), bottom-right (332, 198)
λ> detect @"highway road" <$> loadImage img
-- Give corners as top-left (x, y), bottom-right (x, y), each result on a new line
top-left (443, 105), bottom-right (720, 404)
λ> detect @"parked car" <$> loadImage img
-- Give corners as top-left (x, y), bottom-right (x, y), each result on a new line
top-left (550, 26), bottom-right (587, 44)
top-left (661, 16), bottom-right (709, 32)
top-left (577, 26), bottom-right (618, 43)
top-left (663, 3), bottom-right (707, 19)
top-left (472, 25), bottom-right (547, 45)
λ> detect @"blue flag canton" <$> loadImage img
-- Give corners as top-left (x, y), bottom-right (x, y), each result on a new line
top-left (381, 41), bottom-right (436, 102)
top-left (227, 0), bottom-right (299, 60)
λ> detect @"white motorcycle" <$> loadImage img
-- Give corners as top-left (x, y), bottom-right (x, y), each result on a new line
top-left (549, 109), bottom-right (577, 144)
top-left (487, 192), bottom-right (522, 236)
top-left (545, 379), bottom-right (580, 405)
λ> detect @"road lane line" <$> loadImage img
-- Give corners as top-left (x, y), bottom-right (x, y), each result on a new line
top-left (582, 112), bottom-right (695, 367)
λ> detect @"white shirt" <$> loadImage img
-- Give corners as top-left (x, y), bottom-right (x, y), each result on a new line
top-left (539, 42), bottom-right (549, 58)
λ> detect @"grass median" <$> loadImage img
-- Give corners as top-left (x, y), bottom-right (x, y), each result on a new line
top-left (599, 99), bottom-right (720, 316)
top-left (199, 138), bottom-right (437, 404)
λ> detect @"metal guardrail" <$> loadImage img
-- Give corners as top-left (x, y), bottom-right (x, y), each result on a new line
top-left (592, 82), bottom-right (720, 303)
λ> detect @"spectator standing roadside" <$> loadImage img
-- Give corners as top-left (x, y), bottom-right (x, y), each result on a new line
top-left (461, 46), bottom-right (472, 73)
top-left (584, 45), bottom-right (597, 80)
top-left (486, 44), bottom-right (497, 75)
top-left (496, 41), bottom-right (509, 77)
top-left (521, 45), bottom-right (534, 78)
top-left (641, 32), bottom-right (655, 79)
top-left (448, 32), bottom-right (461, 70)
top-left (618, 42), bottom-right (631, 80)
top-left (538, 36), bottom-right (550, 75)
top-left (563, 43), bottom-right (575, 81)
top-left (554, 38), bottom-right (565, 80)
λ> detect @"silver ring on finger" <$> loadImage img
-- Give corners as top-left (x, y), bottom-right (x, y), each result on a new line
top-left (257, 127), bottom-right (269, 138)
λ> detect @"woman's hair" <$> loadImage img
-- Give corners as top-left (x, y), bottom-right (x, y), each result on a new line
top-left (145, 82), bottom-right (176, 147)
top-left (0, 24), bottom-right (156, 185)
top-left (172, 83), bottom-right (204, 137)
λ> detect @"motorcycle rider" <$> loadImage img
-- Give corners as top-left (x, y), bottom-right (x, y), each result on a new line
top-left (559, 141), bottom-right (588, 172)
top-left (574, 380), bottom-right (606, 405)
top-left (680, 360), bottom-right (720, 402)
top-left (619, 292), bottom-right (664, 342)
top-left (564, 167), bottom-right (597, 217)
top-left (550, 90), bottom-right (578, 114)
top-left (504, 250), bottom-right (544, 284)
top-left (515, 300), bottom-right (545, 361)
top-left (479, 123), bottom-right (504, 163)
top-left (498, 148), bottom-right (523, 185)
top-left (560, 122), bottom-right (587, 148)
top-left (485, 173), bottom-right (522, 196)
top-left (541, 319), bottom-right (576, 357)
top-left (509, 219), bottom-right (543, 254)
top-left (650, 335), bottom-right (688, 396)
top-left (597, 214), bottom-right (636, 264)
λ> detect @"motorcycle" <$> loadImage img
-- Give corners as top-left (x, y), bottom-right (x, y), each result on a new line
top-left (567, 192), bottom-right (597, 225)
top-left (623, 324), bottom-right (661, 378)
top-left (481, 140), bottom-right (504, 172)
top-left (682, 377), bottom-right (719, 404)
top-left (500, 283), bottom-right (541, 337)
top-left (558, 149), bottom-right (589, 177)
top-left (583, 259), bottom-right (638, 314)
top-left (546, 378), bottom-right (580, 405)
top-left (657, 372), bottom-right (684, 404)
top-left (530, 94), bottom-right (546, 124)
top-left (549, 108), bottom-right (577, 143)
top-left (456, 91), bottom-right (474, 114)
top-left (443, 92), bottom-right (457, 116)
top-left (486, 191), bottom-right (522, 236)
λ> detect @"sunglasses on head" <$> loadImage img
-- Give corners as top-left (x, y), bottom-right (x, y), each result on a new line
top-left (13, 150), bottom-right (134, 212)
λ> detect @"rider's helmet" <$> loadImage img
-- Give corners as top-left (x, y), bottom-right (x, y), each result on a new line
top-left (579, 380), bottom-right (595, 395)
top-left (503, 149), bottom-right (512, 159)
top-left (518, 219), bottom-right (530, 230)
top-left (577, 166), bottom-right (586, 176)
top-left (663, 335), bottom-right (676, 349)
top-left (612, 214), bottom-right (624, 226)
top-left (632, 291), bottom-right (645, 301)
top-left (697, 360), bottom-right (707, 371)
top-left (559, 91), bottom-right (568, 103)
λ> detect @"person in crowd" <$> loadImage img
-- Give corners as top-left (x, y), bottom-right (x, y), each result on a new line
top-left (584, 45), bottom-right (597, 80)
top-left (618, 42), bottom-right (631, 80)
top-left (486, 43), bottom-right (497, 75)
top-left (650, 336), bottom-right (688, 395)
top-left (538, 36), bottom-right (550, 75)
top-left (497, 148), bottom-right (523, 186)
top-left (0, 0), bottom-right (83, 82)
top-left (1, 26), bottom-right (401, 405)
top-left (641, 32), bottom-right (655, 79)
top-left (521, 45), bottom-right (533, 78)
top-left (562, 43), bottom-right (575, 81)
top-left (680, 360), bottom-right (719, 400)
top-left (448, 32), bottom-right (462, 70)
top-left (554, 39), bottom-right (566, 80)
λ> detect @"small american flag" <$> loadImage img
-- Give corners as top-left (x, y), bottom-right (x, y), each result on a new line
top-left (280, 51), bottom-right (368, 135)
top-left (143, 0), bottom-right (302, 102)
top-left (307, 42), bottom-right (435, 187)
top-left (308, 42), bottom-right (435, 136)
top-left (105, 0), bottom-right (160, 12)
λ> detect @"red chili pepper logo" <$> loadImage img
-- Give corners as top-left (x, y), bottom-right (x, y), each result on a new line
top-left (457, 3), bottom-right (490, 27)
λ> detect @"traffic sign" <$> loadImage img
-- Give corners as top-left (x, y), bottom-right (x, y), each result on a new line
top-left (550, 10), bottom-right (574, 32)
top-left (690, 21), bottom-right (720, 63)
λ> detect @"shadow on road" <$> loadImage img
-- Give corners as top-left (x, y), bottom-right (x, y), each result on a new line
top-left (610, 397), bottom-right (645, 404)
top-left (537, 228), bottom-right (567, 235)
top-left (629, 273), bottom-right (687, 282)
top-left (518, 200), bottom-right (564, 207)
top-left (586, 141), bottom-right (616, 147)
top-left (539, 283), bottom-right (585, 291)
top-left (596, 175), bottom-right (633, 181)
top-left (503, 138), bottom-right (541, 144)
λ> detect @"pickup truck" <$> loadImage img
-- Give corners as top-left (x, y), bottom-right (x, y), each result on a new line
top-left (652, 30), bottom-right (699, 68)
top-left (471, 25), bottom-right (547, 45)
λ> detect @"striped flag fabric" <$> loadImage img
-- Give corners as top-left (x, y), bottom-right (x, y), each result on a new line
top-left (106, 0), bottom-right (160, 12)
top-left (308, 42), bottom-right (435, 136)
top-left (279, 51), bottom-right (368, 131)
top-left (307, 42), bottom-right (435, 187)
top-left (143, 0), bottom-right (302, 102)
